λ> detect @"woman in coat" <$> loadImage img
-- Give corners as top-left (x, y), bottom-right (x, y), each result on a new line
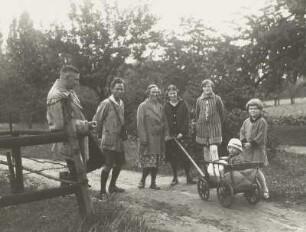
top-left (163, 85), bottom-right (195, 186)
top-left (137, 84), bottom-right (166, 190)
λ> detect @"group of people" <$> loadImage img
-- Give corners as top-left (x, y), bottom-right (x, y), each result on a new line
top-left (46, 65), bottom-right (269, 200)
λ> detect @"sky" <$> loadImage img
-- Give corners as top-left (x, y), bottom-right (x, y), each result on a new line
top-left (0, 0), bottom-right (269, 38)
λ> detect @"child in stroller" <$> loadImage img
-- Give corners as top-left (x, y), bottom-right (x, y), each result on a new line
top-left (197, 138), bottom-right (262, 208)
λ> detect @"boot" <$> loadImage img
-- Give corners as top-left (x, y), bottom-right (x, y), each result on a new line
top-left (150, 168), bottom-right (161, 190)
top-left (108, 167), bottom-right (125, 193)
top-left (170, 163), bottom-right (179, 186)
top-left (138, 168), bottom-right (149, 189)
top-left (100, 170), bottom-right (109, 195)
top-left (185, 164), bottom-right (196, 184)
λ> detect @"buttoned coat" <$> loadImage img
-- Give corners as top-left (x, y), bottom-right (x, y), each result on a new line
top-left (46, 80), bottom-right (89, 161)
top-left (93, 96), bottom-right (124, 152)
top-left (137, 99), bottom-right (166, 156)
top-left (240, 116), bottom-right (268, 165)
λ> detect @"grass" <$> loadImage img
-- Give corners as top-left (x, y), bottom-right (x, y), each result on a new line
top-left (264, 101), bottom-right (306, 117)
top-left (0, 172), bottom-right (151, 232)
top-left (272, 126), bottom-right (306, 146)
top-left (265, 151), bottom-right (306, 205)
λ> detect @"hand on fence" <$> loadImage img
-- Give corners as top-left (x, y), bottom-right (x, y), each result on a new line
top-left (164, 135), bottom-right (172, 141)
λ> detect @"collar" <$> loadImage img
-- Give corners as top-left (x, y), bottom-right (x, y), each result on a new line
top-left (200, 91), bottom-right (215, 100)
top-left (250, 115), bottom-right (262, 122)
top-left (109, 95), bottom-right (123, 106)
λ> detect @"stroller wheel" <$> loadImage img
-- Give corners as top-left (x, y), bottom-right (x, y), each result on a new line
top-left (245, 179), bottom-right (261, 205)
top-left (217, 182), bottom-right (234, 208)
top-left (197, 177), bottom-right (210, 201)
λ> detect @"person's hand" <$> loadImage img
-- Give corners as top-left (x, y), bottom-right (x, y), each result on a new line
top-left (244, 142), bottom-right (251, 149)
top-left (176, 133), bottom-right (183, 139)
top-left (88, 121), bottom-right (97, 129)
top-left (164, 135), bottom-right (172, 141)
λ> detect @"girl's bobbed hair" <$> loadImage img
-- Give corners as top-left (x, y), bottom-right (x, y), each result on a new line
top-left (145, 84), bottom-right (159, 95)
top-left (201, 79), bottom-right (214, 88)
top-left (166, 84), bottom-right (178, 94)
top-left (246, 98), bottom-right (264, 111)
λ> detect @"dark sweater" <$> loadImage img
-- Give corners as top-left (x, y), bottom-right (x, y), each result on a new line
top-left (163, 99), bottom-right (190, 136)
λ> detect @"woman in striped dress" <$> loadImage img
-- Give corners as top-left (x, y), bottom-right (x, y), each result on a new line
top-left (195, 79), bottom-right (225, 163)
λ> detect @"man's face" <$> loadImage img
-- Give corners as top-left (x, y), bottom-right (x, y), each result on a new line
top-left (66, 73), bottom-right (80, 90)
top-left (111, 83), bottom-right (125, 99)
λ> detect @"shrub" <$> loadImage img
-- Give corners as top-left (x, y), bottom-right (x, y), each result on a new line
top-left (270, 116), bottom-right (306, 126)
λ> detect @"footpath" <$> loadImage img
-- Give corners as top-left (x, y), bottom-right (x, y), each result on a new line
top-left (0, 154), bottom-right (306, 231)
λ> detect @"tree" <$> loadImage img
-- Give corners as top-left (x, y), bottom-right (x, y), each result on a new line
top-left (242, 0), bottom-right (306, 101)
top-left (53, 0), bottom-right (161, 101)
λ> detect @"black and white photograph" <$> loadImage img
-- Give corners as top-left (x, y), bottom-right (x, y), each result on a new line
top-left (0, 0), bottom-right (305, 231)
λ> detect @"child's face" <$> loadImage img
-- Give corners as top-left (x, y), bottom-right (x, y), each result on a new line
top-left (248, 105), bottom-right (261, 118)
top-left (228, 146), bottom-right (240, 156)
top-left (168, 90), bottom-right (178, 101)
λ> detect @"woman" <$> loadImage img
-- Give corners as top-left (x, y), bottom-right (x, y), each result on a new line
top-left (137, 84), bottom-right (166, 190)
top-left (195, 79), bottom-right (224, 163)
top-left (164, 85), bottom-right (195, 186)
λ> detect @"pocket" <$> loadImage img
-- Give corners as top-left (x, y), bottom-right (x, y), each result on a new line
top-left (102, 132), bottom-right (114, 146)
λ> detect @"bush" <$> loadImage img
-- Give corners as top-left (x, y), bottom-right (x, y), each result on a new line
top-left (270, 116), bottom-right (306, 126)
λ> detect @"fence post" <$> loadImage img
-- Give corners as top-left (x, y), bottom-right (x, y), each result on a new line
top-left (6, 151), bottom-right (17, 193)
top-left (12, 138), bottom-right (24, 193)
top-left (9, 113), bottom-right (24, 193)
top-left (62, 98), bottom-right (93, 218)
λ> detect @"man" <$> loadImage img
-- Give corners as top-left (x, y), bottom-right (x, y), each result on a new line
top-left (47, 65), bottom-right (96, 182)
top-left (93, 77), bottom-right (126, 198)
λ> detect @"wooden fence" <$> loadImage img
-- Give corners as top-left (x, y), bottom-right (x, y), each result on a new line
top-left (0, 99), bottom-right (93, 218)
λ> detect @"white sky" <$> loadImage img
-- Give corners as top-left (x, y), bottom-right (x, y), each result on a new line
top-left (0, 0), bottom-right (269, 38)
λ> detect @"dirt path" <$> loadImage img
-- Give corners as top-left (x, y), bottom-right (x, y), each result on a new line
top-left (1, 155), bottom-right (305, 232)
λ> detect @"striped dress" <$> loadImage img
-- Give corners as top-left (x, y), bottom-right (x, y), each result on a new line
top-left (195, 92), bottom-right (224, 145)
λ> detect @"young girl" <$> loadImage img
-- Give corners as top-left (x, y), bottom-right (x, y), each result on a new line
top-left (195, 79), bottom-right (224, 163)
top-left (240, 98), bottom-right (269, 199)
top-left (163, 85), bottom-right (195, 186)
top-left (223, 138), bottom-right (254, 187)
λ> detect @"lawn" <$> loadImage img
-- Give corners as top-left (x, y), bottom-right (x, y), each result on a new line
top-left (272, 125), bottom-right (306, 146)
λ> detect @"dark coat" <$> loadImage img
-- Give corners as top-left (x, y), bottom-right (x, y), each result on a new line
top-left (163, 99), bottom-right (190, 137)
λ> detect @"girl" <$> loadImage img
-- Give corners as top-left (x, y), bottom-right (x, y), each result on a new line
top-left (195, 79), bottom-right (224, 163)
top-left (240, 98), bottom-right (269, 199)
top-left (163, 85), bottom-right (195, 186)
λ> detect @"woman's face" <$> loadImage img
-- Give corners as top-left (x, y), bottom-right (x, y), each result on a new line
top-left (149, 86), bottom-right (160, 101)
top-left (168, 90), bottom-right (178, 101)
top-left (202, 84), bottom-right (213, 94)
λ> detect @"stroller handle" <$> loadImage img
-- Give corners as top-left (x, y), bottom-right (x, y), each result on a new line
top-left (174, 138), bottom-right (205, 177)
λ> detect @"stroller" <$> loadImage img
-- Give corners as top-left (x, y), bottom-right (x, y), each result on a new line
top-left (174, 139), bottom-right (262, 208)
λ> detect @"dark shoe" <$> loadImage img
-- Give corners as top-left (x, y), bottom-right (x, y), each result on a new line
top-left (186, 177), bottom-right (196, 185)
top-left (170, 178), bottom-right (179, 186)
top-left (109, 185), bottom-right (125, 193)
top-left (138, 180), bottom-right (145, 189)
top-left (150, 183), bottom-right (161, 190)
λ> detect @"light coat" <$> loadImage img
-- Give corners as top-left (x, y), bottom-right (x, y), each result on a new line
top-left (46, 80), bottom-right (89, 161)
top-left (93, 95), bottom-right (124, 152)
top-left (137, 99), bottom-right (166, 156)
top-left (240, 116), bottom-right (268, 165)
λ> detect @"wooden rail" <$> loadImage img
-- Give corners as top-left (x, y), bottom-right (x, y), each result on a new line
top-left (0, 185), bottom-right (78, 207)
top-left (0, 99), bottom-right (93, 217)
